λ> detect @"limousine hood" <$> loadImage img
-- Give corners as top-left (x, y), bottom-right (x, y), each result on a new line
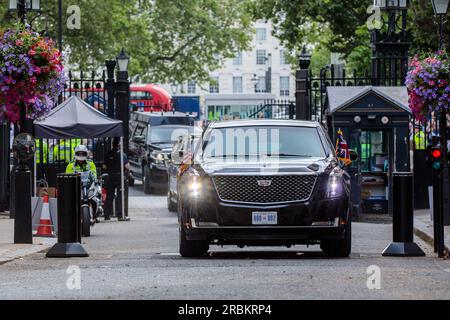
top-left (198, 157), bottom-right (334, 175)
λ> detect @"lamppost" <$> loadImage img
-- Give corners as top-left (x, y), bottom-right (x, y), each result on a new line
top-left (115, 49), bottom-right (130, 221)
top-left (8, 0), bottom-right (40, 24)
top-left (8, 0), bottom-right (41, 133)
top-left (295, 46), bottom-right (311, 121)
top-left (6, 0), bottom-right (40, 242)
top-left (58, 0), bottom-right (62, 52)
top-left (431, 0), bottom-right (449, 50)
top-left (372, 0), bottom-right (410, 86)
top-left (430, 0), bottom-right (449, 258)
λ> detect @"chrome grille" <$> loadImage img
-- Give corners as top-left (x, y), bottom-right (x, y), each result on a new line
top-left (213, 175), bottom-right (317, 204)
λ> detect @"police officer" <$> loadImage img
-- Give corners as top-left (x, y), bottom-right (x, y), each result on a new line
top-left (103, 139), bottom-right (129, 220)
top-left (413, 126), bottom-right (426, 150)
top-left (65, 145), bottom-right (97, 179)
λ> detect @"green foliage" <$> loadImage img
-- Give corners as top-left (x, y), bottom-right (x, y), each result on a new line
top-left (252, 0), bottom-right (449, 75)
top-left (0, 0), bottom-right (253, 83)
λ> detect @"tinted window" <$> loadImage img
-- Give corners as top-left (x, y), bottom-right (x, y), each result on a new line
top-left (149, 126), bottom-right (195, 144)
top-left (203, 126), bottom-right (326, 158)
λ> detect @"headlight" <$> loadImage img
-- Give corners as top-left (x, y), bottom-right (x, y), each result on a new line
top-left (190, 176), bottom-right (201, 198)
top-left (326, 168), bottom-right (345, 198)
top-left (151, 151), bottom-right (165, 164)
top-left (187, 169), bottom-right (201, 199)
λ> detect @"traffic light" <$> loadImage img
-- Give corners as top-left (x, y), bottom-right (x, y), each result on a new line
top-left (426, 144), bottom-right (444, 170)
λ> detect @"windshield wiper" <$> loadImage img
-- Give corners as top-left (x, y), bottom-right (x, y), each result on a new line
top-left (207, 154), bottom-right (260, 158)
top-left (268, 153), bottom-right (313, 158)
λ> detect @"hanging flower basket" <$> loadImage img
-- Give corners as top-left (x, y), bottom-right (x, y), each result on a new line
top-left (406, 51), bottom-right (450, 123)
top-left (0, 25), bottom-right (66, 123)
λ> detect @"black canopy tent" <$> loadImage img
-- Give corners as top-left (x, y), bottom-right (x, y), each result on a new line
top-left (33, 96), bottom-right (126, 219)
top-left (34, 96), bottom-right (122, 139)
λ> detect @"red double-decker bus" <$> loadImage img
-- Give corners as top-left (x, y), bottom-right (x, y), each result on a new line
top-left (130, 84), bottom-right (173, 112)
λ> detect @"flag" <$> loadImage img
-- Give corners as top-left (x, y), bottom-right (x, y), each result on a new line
top-left (335, 128), bottom-right (352, 166)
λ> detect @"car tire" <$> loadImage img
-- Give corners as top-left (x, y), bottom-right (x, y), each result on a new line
top-left (81, 206), bottom-right (91, 237)
top-left (321, 219), bottom-right (351, 258)
top-left (179, 227), bottom-right (209, 258)
top-left (178, 204), bottom-right (209, 258)
top-left (143, 166), bottom-right (153, 194)
top-left (167, 192), bottom-right (177, 213)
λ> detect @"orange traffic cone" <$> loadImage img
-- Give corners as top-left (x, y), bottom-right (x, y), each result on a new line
top-left (35, 195), bottom-right (55, 238)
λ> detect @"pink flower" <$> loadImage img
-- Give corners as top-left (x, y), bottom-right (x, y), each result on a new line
top-left (34, 67), bottom-right (42, 75)
top-left (30, 77), bottom-right (37, 84)
top-left (15, 39), bottom-right (23, 46)
top-left (28, 50), bottom-right (36, 56)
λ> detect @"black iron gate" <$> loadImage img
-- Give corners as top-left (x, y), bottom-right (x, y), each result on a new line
top-left (309, 66), bottom-right (372, 123)
top-left (248, 99), bottom-right (296, 120)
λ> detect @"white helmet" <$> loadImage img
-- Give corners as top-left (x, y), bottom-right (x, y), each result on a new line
top-left (74, 145), bottom-right (89, 162)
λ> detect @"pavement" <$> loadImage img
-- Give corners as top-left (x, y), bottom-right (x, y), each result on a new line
top-left (414, 209), bottom-right (450, 255)
top-left (0, 214), bottom-right (56, 265)
top-left (0, 185), bottom-right (448, 299)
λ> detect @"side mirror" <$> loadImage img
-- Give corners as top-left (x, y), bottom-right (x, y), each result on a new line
top-left (349, 149), bottom-right (359, 162)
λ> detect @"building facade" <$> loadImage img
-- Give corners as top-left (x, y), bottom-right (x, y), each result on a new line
top-left (161, 20), bottom-right (296, 121)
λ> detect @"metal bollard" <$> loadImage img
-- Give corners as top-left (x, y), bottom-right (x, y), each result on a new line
top-left (382, 172), bottom-right (425, 257)
top-left (14, 168), bottom-right (32, 244)
top-left (46, 173), bottom-right (88, 258)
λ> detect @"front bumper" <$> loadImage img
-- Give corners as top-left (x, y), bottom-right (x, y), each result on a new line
top-left (185, 224), bottom-right (346, 244)
top-left (149, 163), bottom-right (168, 186)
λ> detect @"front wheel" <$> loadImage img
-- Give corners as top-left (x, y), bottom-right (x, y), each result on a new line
top-left (321, 219), bottom-right (351, 258)
top-left (179, 204), bottom-right (209, 257)
top-left (143, 166), bottom-right (153, 194)
top-left (81, 206), bottom-right (91, 237)
top-left (179, 227), bottom-right (209, 258)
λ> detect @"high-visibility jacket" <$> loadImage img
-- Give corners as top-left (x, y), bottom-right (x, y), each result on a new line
top-left (35, 141), bottom-right (48, 164)
top-left (65, 160), bottom-right (97, 179)
top-left (414, 131), bottom-right (426, 150)
top-left (52, 140), bottom-right (75, 162)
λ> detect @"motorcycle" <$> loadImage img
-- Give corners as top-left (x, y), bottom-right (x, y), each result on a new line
top-left (80, 171), bottom-right (107, 237)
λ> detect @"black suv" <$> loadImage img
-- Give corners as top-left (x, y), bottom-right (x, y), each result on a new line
top-left (177, 120), bottom-right (355, 258)
top-left (128, 112), bottom-right (196, 194)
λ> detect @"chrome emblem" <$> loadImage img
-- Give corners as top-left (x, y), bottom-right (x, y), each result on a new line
top-left (257, 180), bottom-right (272, 187)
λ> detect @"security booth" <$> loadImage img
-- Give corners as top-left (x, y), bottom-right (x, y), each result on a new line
top-left (325, 86), bottom-right (411, 216)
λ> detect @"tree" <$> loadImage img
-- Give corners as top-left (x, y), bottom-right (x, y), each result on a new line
top-left (0, 0), bottom-right (253, 83)
top-left (252, 0), bottom-right (450, 75)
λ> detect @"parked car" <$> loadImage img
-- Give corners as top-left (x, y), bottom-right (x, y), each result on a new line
top-left (128, 111), bottom-right (197, 194)
top-left (167, 129), bottom-right (202, 212)
top-left (177, 119), bottom-right (357, 258)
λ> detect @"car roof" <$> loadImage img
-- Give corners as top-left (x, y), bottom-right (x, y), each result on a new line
top-left (208, 119), bottom-right (320, 129)
top-left (134, 111), bottom-right (195, 118)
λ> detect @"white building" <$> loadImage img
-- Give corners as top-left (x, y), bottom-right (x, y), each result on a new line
top-left (161, 20), bottom-right (296, 121)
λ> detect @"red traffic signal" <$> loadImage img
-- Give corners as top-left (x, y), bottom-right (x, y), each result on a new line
top-left (426, 144), bottom-right (444, 170)
top-left (431, 148), bottom-right (442, 159)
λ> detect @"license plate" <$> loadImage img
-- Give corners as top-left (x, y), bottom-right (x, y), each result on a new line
top-left (252, 212), bottom-right (278, 225)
